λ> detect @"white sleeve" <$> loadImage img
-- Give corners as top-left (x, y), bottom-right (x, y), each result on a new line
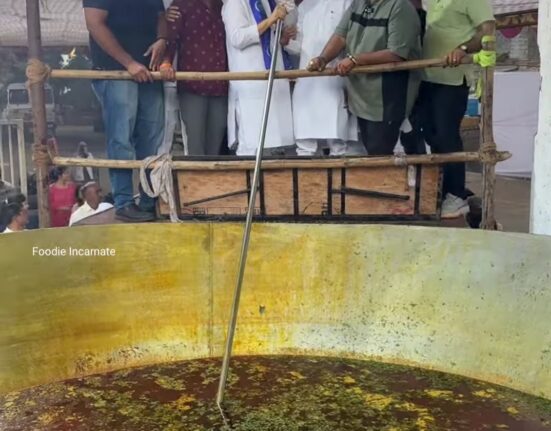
top-left (223, 0), bottom-right (261, 50)
top-left (284, 4), bottom-right (303, 56)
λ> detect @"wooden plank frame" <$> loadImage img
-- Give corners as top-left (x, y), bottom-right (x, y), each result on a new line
top-left (159, 157), bottom-right (443, 223)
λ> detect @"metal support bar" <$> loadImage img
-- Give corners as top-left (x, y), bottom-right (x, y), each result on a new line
top-left (184, 189), bottom-right (251, 207)
top-left (216, 20), bottom-right (284, 411)
top-left (333, 187), bottom-right (411, 201)
top-left (0, 126), bottom-right (4, 179)
top-left (8, 125), bottom-right (15, 184)
top-left (16, 121), bottom-right (28, 197)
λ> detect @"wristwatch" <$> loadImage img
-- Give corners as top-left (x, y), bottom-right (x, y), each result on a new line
top-left (459, 44), bottom-right (469, 53)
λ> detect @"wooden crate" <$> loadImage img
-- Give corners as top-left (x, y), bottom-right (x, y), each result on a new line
top-left (159, 159), bottom-right (442, 222)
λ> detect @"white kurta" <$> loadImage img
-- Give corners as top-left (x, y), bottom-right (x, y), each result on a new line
top-left (222, 0), bottom-right (294, 155)
top-left (286, 0), bottom-right (357, 142)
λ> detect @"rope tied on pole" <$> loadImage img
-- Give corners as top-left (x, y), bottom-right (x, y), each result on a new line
top-left (26, 59), bottom-right (51, 86)
top-left (32, 136), bottom-right (57, 169)
top-left (393, 154), bottom-right (408, 167)
top-left (139, 154), bottom-right (181, 223)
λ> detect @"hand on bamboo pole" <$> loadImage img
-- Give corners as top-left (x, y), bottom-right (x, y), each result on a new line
top-left (50, 57), bottom-right (469, 81)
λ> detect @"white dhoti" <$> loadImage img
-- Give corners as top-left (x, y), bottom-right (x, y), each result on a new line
top-left (285, 0), bottom-right (357, 156)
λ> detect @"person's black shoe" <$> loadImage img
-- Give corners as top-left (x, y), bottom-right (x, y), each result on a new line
top-left (115, 204), bottom-right (156, 223)
top-left (139, 206), bottom-right (159, 221)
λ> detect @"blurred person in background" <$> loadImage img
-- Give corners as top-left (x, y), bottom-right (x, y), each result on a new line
top-left (73, 141), bottom-right (97, 184)
top-left (70, 182), bottom-right (114, 226)
top-left (48, 167), bottom-right (77, 228)
top-left (0, 201), bottom-right (29, 233)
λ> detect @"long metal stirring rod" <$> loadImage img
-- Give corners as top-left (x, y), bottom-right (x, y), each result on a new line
top-left (216, 19), bottom-right (284, 410)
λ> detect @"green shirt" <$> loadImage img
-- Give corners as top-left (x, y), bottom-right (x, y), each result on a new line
top-left (423, 0), bottom-right (495, 86)
top-left (335, 0), bottom-right (421, 122)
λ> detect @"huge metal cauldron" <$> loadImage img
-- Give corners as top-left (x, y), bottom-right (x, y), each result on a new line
top-left (0, 224), bottom-right (550, 402)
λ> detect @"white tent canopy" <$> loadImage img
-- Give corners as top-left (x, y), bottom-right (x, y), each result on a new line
top-left (0, 0), bottom-right (541, 47)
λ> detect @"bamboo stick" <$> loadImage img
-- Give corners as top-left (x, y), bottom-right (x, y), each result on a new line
top-left (480, 36), bottom-right (498, 230)
top-left (49, 58), bottom-right (455, 81)
top-left (53, 151), bottom-right (511, 171)
top-left (26, 0), bottom-right (50, 228)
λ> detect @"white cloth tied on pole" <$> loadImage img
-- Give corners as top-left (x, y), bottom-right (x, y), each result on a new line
top-left (139, 154), bottom-right (181, 223)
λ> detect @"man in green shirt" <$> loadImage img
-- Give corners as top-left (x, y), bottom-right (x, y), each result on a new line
top-left (421, 0), bottom-right (495, 218)
top-left (307, 0), bottom-right (421, 155)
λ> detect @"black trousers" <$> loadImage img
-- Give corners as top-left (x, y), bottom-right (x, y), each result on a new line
top-left (400, 98), bottom-right (426, 155)
top-left (357, 118), bottom-right (402, 156)
top-left (419, 80), bottom-right (470, 199)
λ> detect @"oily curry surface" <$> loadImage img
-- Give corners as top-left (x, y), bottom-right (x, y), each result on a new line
top-left (1, 356), bottom-right (550, 431)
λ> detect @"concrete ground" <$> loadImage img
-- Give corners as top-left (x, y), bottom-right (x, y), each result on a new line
top-left (467, 172), bottom-right (531, 233)
top-left (54, 126), bottom-right (533, 234)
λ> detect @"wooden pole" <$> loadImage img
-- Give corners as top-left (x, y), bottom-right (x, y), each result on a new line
top-left (480, 35), bottom-right (498, 230)
top-left (26, 0), bottom-right (50, 228)
top-left (53, 151), bottom-right (511, 171)
top-left (49, 58), bottom-right (453, 81)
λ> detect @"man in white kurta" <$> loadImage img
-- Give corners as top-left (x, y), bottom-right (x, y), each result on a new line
top-left (222, 0), bottom-right (295, 156)
top-left (284, 0), bottom-right (357, 157)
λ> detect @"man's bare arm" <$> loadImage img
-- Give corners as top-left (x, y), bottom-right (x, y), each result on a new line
top-left (84, 7), bottom-right (152, 82)
top-left (157, 12), bottom-right (168, 39)
top-left (462, 20), bottom-right (496, 53)
top-left (319, 34), bottom-right (347, 65)
top-left (308, 34), bottom-right (346, 71)
top-left (355, 49), bottom-right (403, 66)
top-left (447, 20), bottom-right (495, 66)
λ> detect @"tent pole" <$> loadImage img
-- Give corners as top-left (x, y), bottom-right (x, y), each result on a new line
top-left (26, 0), bottom-right (50, 227)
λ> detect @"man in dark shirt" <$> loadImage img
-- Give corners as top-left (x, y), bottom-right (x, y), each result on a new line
top-left (83, 0), bottom-right (168, 222)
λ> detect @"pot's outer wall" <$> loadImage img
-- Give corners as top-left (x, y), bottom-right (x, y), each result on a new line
top-left (0, 224), bottom-right (550, 399)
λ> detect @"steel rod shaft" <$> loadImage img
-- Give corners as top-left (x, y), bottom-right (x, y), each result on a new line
top-left (216, 20), bottom-right (284, 409)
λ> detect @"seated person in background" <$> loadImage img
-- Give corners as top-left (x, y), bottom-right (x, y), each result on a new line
top-left (0, 201), bottom-right (29, 233)
top-left (308, 0), bottom-right (421, 156)
top-left (222, 0), bottom-right (294, 156)
top-left (70, 182), bottom-right (114, 226)
top-left (48, 167), bottom-right (77, 228)
top-left (284, 0), bottom-right (358, 157)
top-left (160, 0), bottom-right (229, 156)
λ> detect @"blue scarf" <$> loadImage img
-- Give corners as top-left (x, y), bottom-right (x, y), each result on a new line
top-left (249, 0), bottom-right (293, 70)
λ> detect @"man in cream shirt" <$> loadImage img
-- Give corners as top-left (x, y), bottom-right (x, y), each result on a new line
top-left (69, 182), bottom-right (114, 226)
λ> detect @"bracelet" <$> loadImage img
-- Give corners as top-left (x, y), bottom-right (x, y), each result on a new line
top-left (347, 54), bottom-right (358, 66)
top-left (159, 62), bottom-right (172, 70)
